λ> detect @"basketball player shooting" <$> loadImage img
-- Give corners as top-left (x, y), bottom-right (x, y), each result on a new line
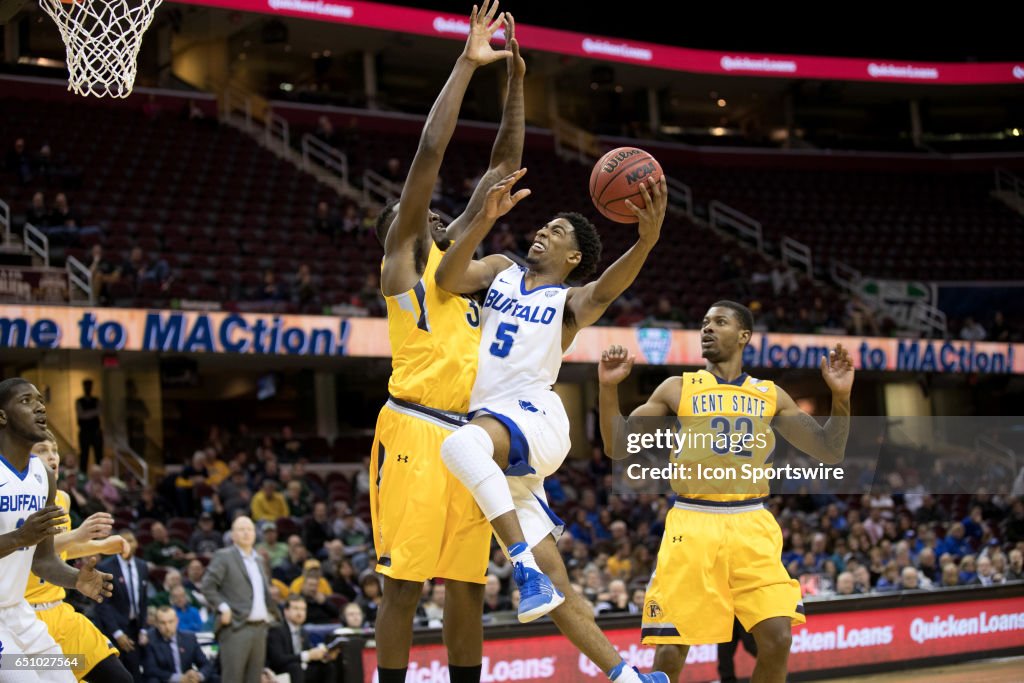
top-left (435, 171), bottom-right (671, 683)
top-left (597, 302), bottom-right (854, 683)
top-left (369, 3), bottom-right (527, 682)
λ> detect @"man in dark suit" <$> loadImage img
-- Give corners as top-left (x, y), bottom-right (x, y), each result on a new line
top-left (97, 530), bottom-right (149, 682)
top-left (143, 606), bottom-right (217, 683)
top-left (202, 515), bottom-right (279, 683)
top-left (267, 594), bottom-right (339, 683)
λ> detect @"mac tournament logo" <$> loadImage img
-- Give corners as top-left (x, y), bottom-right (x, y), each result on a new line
top-left (637, 328), bottom-right (671, 365)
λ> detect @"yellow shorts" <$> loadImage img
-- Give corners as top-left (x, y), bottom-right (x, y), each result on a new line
top-left (642, 499), bottom-right (805, 646)
top-left (34, 601), bottom-right (119, 680)
top-left (370, 398), bottom-right (490, 584)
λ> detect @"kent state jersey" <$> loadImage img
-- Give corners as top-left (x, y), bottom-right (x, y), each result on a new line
top-left (384, 243), bottom-right (482, 412)
top-left (672, 369), bottom-right (778, 501)
top-left (0, 455), bottom-right (50, 608)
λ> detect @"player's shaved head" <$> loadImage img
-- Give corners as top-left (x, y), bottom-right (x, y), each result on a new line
top-left (0, 377), bottom-right (32, 411)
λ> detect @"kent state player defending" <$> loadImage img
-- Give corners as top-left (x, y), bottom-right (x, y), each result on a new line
top-left (370, 3), bottom-right (527, 682)
top-left (0, 378), bottom-right (113, 683)
top-left (26, 432), bottom-right (133, 683)
top-left (598, 301), bottom-right (854, 683)
top-left (436, 172), bottom-right (671, 683)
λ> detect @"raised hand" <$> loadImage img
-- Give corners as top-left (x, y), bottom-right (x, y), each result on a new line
top-left (75, 555), bottom-right (114, 602)
top-left (78, 512), bottom-right (114, 541)
top-left (624, 176), bottom-right (668, 245)
top-left (463, 0), bottom-right (511, 67)
top-left (821, 343), bottom-right (855, 397)
top-left (506, 13), bottom-right (525, 79)
top-left (599, 345), bottom-right (636, 386)
top-left (483, 168), bottom-right (531, 220)
top-left (17, 506), bottom-right (66, 547)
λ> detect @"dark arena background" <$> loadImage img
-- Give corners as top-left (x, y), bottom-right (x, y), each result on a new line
top-left (1, 1), bottom-right (1023, 681)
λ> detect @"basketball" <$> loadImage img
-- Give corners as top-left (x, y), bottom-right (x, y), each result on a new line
top-left (589, 147), bottom-right (664, 223)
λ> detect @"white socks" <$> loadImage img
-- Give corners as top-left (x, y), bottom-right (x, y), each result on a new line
top-left (508, 542), bottom-right (540, 573)
top-left (441, 424), bottom-right (515, 522)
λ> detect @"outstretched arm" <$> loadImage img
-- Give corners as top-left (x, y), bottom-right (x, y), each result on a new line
top-left (381, 0), bottom-right (510, 295)
top-left (32, 467), bottom-right (81, 589)
top-left (597, 345), bottom-right (679, 459)
top-left (447, 13), bottom-right (526, 243)
top-left (774, 344), bottom-right (854, 464)
top-left (63, 535), bottom-right (130, 561)
top-left (435, 169), bottom-right (529, 293)
top-left (33, 470), bottom-right (114, 602)
top-left (55, 511), bottom-right (111, 556)
top-left (566, 177), bottom-right (667, 330)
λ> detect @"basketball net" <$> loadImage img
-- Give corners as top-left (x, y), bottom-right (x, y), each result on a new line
top-left (39, 0), bottom-right (163, 98)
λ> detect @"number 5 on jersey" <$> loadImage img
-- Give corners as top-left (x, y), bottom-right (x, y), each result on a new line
top-left (490, 322), bottom-right (519, 358)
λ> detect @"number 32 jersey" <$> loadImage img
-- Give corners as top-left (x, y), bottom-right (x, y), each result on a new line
top-left (470, 264), bottom-right (569, 411)
top-left (673, 369), bottom-right (778, 502)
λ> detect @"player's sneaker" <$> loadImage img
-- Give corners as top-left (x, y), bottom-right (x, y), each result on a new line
top-left (513, 562), bottom-right (564, 623)
top-left (609, 662), bottom-right (671, 683)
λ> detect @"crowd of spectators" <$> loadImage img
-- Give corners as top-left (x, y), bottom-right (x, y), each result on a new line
top-left (7, 130), bottom-right (1023, 338)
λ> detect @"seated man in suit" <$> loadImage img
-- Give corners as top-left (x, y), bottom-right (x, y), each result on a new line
top-left (96, 530), bottom-right (149, 681)
top-left (142, 605), bottom-right (217, 683)
top-left (266, 594), bottom-right (338, 683)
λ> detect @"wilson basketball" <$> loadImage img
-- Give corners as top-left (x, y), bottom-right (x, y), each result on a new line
top-left (589, 147), bottom-right (663, 223)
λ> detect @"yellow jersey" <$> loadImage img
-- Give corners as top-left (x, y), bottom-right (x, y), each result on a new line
top-left (385, 243), bottom-right (481, 412)
top-left (672, 369), bottom-right (778, 502)
top-left (25, 489), bottom-right (72, 604)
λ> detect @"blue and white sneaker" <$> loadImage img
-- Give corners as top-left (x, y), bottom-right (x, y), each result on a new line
top-left (513, 562), bottom-right (564, 623)
top-left (608, 661), bottom-right (670, 683)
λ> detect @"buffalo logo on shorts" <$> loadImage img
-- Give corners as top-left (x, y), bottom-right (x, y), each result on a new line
top-left (519, 400), bottom-right (540, 413)
top-left (645, 601), bottom-right (663, 619)
top-left (0, 639), bottom-right (4, 665)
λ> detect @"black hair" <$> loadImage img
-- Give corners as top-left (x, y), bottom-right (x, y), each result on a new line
top-left (709, 300), bottom-right (754, 332)
top-left (374, 200), bottom-right (399, 248)
top-left (0, 377), bottom-right (31, 411)
top-left (558, 212), bottom-right (602, 283)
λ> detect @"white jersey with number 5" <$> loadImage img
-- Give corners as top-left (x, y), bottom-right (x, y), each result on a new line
top-left (0, 455), bottom-right (49, 608)
top-left (469, 264), bottom-right (569, 411)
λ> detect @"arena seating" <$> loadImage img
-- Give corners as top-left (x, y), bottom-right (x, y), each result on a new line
top-left (4, 90), bottom-right (1021, 325)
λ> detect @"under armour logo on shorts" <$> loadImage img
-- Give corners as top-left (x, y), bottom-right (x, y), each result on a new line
top-left (396, 455), bottom-right (409, 463)
top-left (673, 536), bottom-right (683, 542)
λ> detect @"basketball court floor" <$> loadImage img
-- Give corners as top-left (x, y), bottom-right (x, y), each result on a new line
top-left (824, 656), bottom-right (1024, 682)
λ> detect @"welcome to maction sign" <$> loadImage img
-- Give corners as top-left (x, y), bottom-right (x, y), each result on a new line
top-left (0, 305), bottom-right (1020, 374)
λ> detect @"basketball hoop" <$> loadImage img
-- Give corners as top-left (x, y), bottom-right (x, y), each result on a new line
top-left (39, 0), bottom-right (163, 98)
